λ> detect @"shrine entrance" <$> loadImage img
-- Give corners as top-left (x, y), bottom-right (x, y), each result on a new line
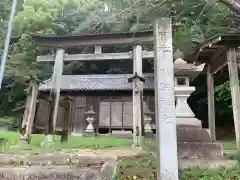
top-left (98, 99), bottom-right (133, 133)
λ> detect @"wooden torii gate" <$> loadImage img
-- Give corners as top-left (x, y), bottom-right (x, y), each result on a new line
top-left (33, 31), bottom-right (155, 148)
top-left (31, 18), bottom-right (178, 179)
top-left (20, 76), bottom-right (72, 144)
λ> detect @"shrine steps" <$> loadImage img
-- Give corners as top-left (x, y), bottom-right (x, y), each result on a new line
top-left (177, 142), bottom-right (223, 159)
top-left (176, 126), bottom-right (238, 169)
top-left (108, 127), bottom-right (213, 142)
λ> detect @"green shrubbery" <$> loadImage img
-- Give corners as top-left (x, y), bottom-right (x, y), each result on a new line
top-left (0, 116), bottom-right (20, 131)
top-left (180, 167), bottom-right (240, 180)
top-left (229, 151), bottom-right (240, 163)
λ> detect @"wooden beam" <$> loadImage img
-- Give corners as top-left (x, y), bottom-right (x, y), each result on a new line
top-left (201, 49), bottom-right (217, 53)
top-left (208, 45), bottom-right (226, 49)
top-left (20, 80), bottom-right (39, 144)
top-left (210, 47), bottom-right (227, 74)
top-left (36, 51), bottom-right (154, 62)
top-left (211, 53), bottom-right (227, 75)
top-left (26, 82), bottom-right (39, 137)
top-left (154, 18), bottom-right (178, 179)
top-left (195, 36), bottom-right (222, 61)
top-left (200, 36), bottom-right (222, 51)
top-left (227, 47), bottom-right (240, 149)
top-left (32, 35), bottom-right (153, 48)
top-left (48, 48), bottom-right (65, 135)
top-left (20, 88), bottom-right (32, 141)
top-left (207, 64), bottom-right (216, 141)
top-left (132, 45), bottom-right (144, 148)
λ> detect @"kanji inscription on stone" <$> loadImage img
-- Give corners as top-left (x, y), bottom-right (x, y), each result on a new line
top-left (154, 18), bottom-right (179, 180)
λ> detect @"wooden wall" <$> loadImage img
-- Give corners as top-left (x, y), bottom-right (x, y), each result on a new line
top-left (33, 91), bottom-right (155, 134)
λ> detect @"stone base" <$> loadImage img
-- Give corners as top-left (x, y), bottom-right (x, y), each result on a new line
top-left (71, 132), bottom-right (84, 136)
top-left (144, 132), bottom-right (155, 139)
top-left (83, 131), bottom-right (96, 136)
top-left (41, 135), bottom-right (54, 147)
top-left (19, 136), bottom-right (29, 146)
top-left (177, 127), bottom-right (212, 142)
top-left (176, 117), bottom-right (202, 128)
top-left (110, 131), bottom-right (132, 139)
top-left (177, 142), bottom-right (223, 159)
top-left (0, 166), bottom-right (101, 180)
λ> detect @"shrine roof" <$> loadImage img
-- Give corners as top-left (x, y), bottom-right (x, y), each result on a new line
top-left (192, 33), bottom-right (240, 74)
top-left (31, 30), bottom-right (153, 47)
top-left (39, 74), bottom-right (154, 92)
top-left (193, 33), bottom-right (240, 63)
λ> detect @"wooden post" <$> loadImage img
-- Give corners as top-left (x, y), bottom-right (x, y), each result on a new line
top-left (207, 63), bottom-right (216, 141)
top-left (132, 45), bottom-right (144, 148)
top-left (20, 87), bottom-right (32, 136)
top-left (47, 48), bottom-right (65, 141)
top-left (61, 98), bottom-right (70, 143)
top-left (227, 47), bottom-right (240, 149)
top-left (20, 80), bottom-right (39, 144)
top-left (154, 18), bottom-right (178, 179)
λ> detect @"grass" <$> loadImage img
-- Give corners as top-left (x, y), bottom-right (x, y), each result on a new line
top-left (114, 154), bottom-right (240, 180)
top-left (114, 154), bottom-right (157, 180)
top-left (222, 139), bottom-right (237, 150)
top-left (0, 131), bottom-right (133, 153)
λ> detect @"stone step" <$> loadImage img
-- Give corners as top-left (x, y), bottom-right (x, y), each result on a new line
top-left (177, 127), bottom-right (212, 142)
top-left (0, 166), bottom-right (101, 180)
top-left (178, 142), bottom-right (223, 159)
top-left (178, 159), bottom-right (238, 170)
top-left (0, 154), bottom-right (116, 166)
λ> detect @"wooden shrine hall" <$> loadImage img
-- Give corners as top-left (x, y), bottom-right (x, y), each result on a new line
top-left (20, 29), bottom-right (240, 150)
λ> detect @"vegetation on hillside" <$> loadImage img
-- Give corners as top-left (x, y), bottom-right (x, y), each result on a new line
top-left (0, 0), bottom-right (239, 126)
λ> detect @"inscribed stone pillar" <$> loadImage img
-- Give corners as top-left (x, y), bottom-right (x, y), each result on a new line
top-left (154, 18), bottom-right (178, 180)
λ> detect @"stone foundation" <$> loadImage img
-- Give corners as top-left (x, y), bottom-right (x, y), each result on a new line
top-left (177, 127), bottom-right (211, 142)
top-left (0, 167), bottom-right (100, 180)
top-left (0, 154), bottom-right (117, 180)
top-left (176, 118), bottom-right (202, 128)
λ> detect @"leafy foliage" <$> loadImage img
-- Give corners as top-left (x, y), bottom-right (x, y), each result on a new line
top-left (215, 82), bottom-right (232, 111)
top-left (0, 0), bottom-right (237, 120)
top-left (180, 167), bottom-right (240, 180)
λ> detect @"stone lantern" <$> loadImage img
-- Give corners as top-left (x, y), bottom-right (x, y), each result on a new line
top-left (143, 100), bottom-right (154, 138)
top-left (174, 51), bottom-right (205, 127)
top-left (84, 106), bottom-right (96, 135)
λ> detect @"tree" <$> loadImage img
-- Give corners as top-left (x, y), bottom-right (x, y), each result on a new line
top-left (0, 0), bottom-right (237, 121)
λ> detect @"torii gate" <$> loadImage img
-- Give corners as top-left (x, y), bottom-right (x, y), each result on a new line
top-left (31, 18), bottom-right (178, 179)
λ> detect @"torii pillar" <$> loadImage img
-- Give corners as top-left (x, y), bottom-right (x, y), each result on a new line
top-left (129, 45), bottom-right (145, 148)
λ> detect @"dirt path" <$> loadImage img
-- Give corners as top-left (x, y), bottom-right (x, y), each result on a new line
top-left (0, 147), bottom-right (147, 180)
top-left (63, 147), bottom-right (147, 158)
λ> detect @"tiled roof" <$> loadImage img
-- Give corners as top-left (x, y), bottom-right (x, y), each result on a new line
top-left (39, 74), bottom-right (154, 91)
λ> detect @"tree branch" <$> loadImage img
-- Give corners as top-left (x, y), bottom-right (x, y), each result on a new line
top-left (218, 0), bottom-right (240, 13)
top-left (116, 0), bottom-right (141, 17)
